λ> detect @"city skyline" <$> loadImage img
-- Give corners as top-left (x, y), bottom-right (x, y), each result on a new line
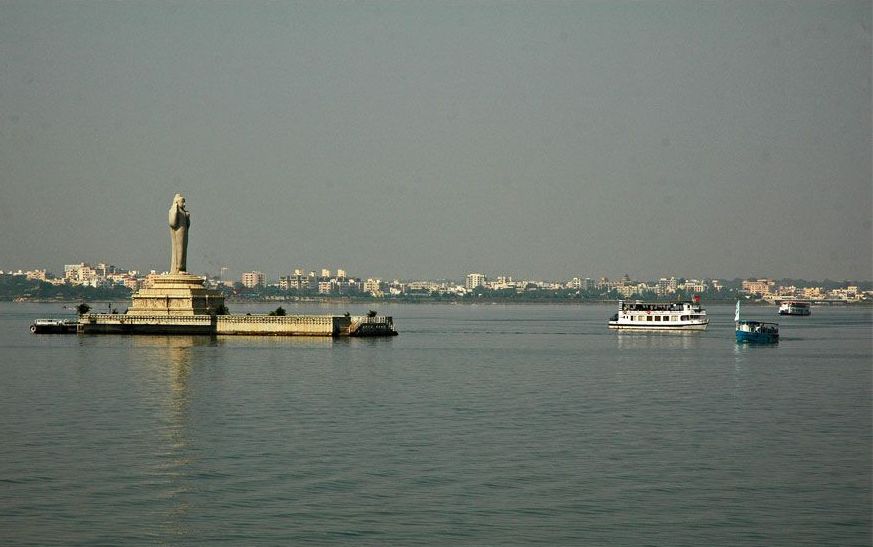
top-left (1, 2), bottom-right (870, 280)
top-left (4, 260), bottom-right (869, 305)
top-left (5, 259), bottom-right (871, 286)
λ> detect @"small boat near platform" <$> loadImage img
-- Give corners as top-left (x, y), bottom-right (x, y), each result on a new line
top-left (30, 318), bottom-right (79, 334)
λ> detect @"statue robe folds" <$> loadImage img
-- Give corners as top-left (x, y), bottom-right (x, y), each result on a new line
top-left (169, 198), bottom-right (190, 274)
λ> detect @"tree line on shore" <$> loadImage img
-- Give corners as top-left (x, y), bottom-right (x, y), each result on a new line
top-left (0, 275), bottom-right (132, 301)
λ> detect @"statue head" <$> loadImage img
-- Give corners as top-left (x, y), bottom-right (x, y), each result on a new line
top-left (173, 193), bottom-right (186, 208)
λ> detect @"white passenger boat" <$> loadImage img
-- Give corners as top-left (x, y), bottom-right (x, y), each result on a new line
top-left (778, 301), bottom-right (811, 316)
top-left (608, 298), bottom-right (709, 331)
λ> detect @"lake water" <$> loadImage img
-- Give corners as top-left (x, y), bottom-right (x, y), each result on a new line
top-left (1, 302), bottom-right (870, 545)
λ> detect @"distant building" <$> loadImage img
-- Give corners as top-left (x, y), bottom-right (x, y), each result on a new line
top-left (241, 271), bottom-right (266, 288)
top-left (363, 278), bottom-right (385, 296)
top-left (465, 273), bottom-right (486, 290)
top-left (573, 277), bottom-right (594, 291)
top-left (656, 277), bottom-right (678, 296)
top-left (830, 286), bottom-right (862, 301)
top-left (682, 280), bottom-right (707, 294)
top-left (742, 279), bottom-right (775, 296)
top-left (616, 285), bottom-right (638, 298)
top-left (25, 269), bottom-right (47, 281)
top-left (802, 287), bottom-right (824, 299)
top-left (121, 276), bottom-right (139, 290)
top-left (64, 263), bottom-right (98, 285)
top-left (364, 278), bottom-right (383, 297)
top-left (318, 280), bottom-right (334, 294)
top-left (285, 269), bottom-right (314, 291)
top-left (491, 276), bottom-right (515, 290)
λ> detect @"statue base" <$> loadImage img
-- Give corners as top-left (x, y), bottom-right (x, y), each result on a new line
top-left (127, 273), bottom-right (225, 316)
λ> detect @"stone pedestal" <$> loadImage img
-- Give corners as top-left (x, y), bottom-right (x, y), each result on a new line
top-left (127, 273), bottom-right (225, 316)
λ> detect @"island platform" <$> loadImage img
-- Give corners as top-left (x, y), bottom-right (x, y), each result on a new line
top-left (32, 194), bottom-right (399, 338)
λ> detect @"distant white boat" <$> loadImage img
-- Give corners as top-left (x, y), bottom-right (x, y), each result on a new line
top-left (608, 298), bottom-right (709, 331)
top-left (779, 301), bottom-right (811, 316)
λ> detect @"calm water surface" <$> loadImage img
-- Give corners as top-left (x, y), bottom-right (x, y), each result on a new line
top-left (1, 302), bottom-right (870, 545)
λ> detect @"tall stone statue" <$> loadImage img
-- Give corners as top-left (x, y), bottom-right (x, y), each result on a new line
top-left (168, 193), bottom-right (190, 274)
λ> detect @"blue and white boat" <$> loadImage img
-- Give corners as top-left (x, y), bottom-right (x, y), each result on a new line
top-left (735, 301), bottom-right (779, 343)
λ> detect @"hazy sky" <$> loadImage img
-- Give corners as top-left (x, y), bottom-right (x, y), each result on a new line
top-left (1, 1), bottom-right (870, 281)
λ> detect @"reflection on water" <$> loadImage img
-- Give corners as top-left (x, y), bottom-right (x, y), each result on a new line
top-left (732, 340), bottom-right (779, 354)
top-left (614, 330), bottom-right (704, 350)
top-left (131, 336), bottom-right (211, 538)
top-left (212, 334), bottom-right (336, 348)
top-left (128, 333), bottom-right (345, 539)
top-left (732, 336), bottom-right (780, 369)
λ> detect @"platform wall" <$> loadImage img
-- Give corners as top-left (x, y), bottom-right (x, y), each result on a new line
top-left (80, 313), bottom-right (351, 336)
top-left (216, 314), bottom-right (349, 336)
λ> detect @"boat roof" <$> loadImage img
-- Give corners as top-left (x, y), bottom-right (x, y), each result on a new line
top-left (620, 300), bottom-right (700, 309)
top-left (738, 320), bottom-right (779, 326)
top-left (33, 318), bottom-right (77, 323)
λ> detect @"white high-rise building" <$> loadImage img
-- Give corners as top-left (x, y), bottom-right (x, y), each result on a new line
top-left (364, 278), bottom-right (382, 296)
top-left (657, 277), bottom-right (678, 296)
top-left (465, 273), bottom-right (486, 290)
top-left (241, 271), bottom-right (265, 288)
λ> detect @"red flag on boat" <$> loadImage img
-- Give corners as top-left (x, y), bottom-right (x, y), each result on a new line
top-left (694, 295), bottom-right (701, 303)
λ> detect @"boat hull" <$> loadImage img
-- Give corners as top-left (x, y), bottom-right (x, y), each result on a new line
top-left (735, 320), bottom-right (779, 344)
top-left (608, 299), bottom-right (709, 331)
top-left (778, 310), bottom-right (810, 316)
top-left (736, 330), bottom-right (779, 343)
top-left (608, 321), bottom-right (709, 331)
top-left (30, 321), bottom-right (78, 334)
